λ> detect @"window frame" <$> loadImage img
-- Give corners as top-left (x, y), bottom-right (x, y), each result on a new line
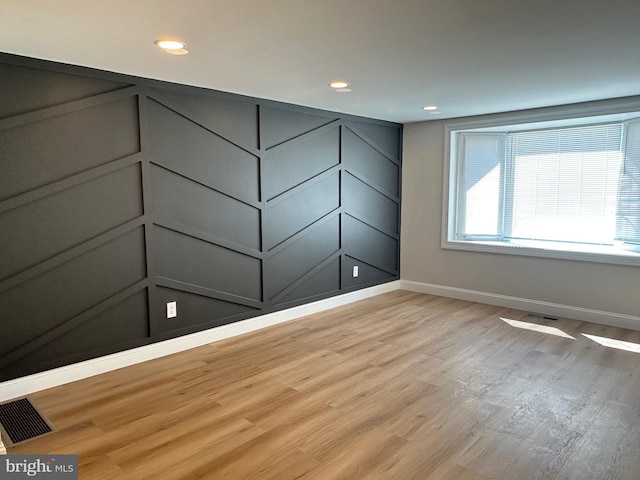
top-left (442, 99), bottom-right (640, 267)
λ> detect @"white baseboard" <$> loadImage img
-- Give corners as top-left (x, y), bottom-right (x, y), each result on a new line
top-left (7, 278), bottom-right (634, 403)
top-left (0, 281), bottom-right (400, 402)
top-left (400, 280), bottom-right (640, 331)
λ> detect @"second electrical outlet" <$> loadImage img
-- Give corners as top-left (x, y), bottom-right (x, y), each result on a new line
top-left (167, 301), bottom-right (177, 318)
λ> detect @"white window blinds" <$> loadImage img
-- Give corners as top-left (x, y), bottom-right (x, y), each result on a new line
top-left (454, 120), bottom-right (640, 249)
top-left (456, 133), bottom-right (505, 238)
top-left (506, 124), bottom-right (623, 244)
top-left (616, 119), bottom-right (640, 244)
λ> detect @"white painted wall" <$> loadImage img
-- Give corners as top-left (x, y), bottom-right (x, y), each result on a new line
top-left (400, 110), bottom-right (640, 321)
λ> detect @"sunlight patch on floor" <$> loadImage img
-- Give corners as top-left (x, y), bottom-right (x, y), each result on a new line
top-left (500, 318), bottom-right (576, 339)
top-left (582, 333), bottom-right (640, 353)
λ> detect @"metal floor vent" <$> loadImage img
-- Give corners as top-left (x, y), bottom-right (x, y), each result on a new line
top-left (527, 313), bottom-right (559, 321)
top-left (0, 397), bottom-right (53, 446)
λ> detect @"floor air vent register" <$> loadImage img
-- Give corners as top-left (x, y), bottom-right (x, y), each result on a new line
top-left (0, 398), bottom-right (54, 446)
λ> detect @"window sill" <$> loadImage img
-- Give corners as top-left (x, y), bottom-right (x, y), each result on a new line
top-left (442, 239), bottom-right (640, 267)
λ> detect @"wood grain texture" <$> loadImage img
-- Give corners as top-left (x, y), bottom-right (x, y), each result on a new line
top-left (9, 291), bottom-right (640, 479)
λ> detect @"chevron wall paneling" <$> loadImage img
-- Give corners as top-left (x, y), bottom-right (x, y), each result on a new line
top-left (0, 54), bottom-right (402, 381)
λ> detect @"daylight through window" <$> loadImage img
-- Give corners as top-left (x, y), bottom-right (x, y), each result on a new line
top-left (444, 110), bottom-right (640, 265)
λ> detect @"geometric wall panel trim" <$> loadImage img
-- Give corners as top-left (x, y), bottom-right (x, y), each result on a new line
top-left (263, 126), bottom-right (340, 200)
top-left (0, 278), bottom-right (149, 380)
top-left (153, 226), bottom-right (262, 302)
top-left (343, 127), bottom-right (400, 198)
top-left (0, 217), bottom-right (145, 298)
top-left (261, 106), bottom-right (338, 149)
top-left (0, 164), bottom-right (143, 281)
top-left (148, 99), bottom-right (260, 204)
top-left (18, 289), bottom-right (150, 367)
top-left (341, 255), bottom-right (396, 290)
top-left (0, 62), bottom-right (130, 120)
top-left (156, 287), bottom-right (260, 335)
top-left (343, 172), bottom-right (399, 235)
top-left (264, 172), bottom-right (340, 250)
top-left (155, 277), bottom-right (263, 310)
top-left (151, 164), bottom-right (260, 251)
top-left (275, 257), bottom-right (341, 306)
top-left (343, 215), bottom-right (399, 275)
top-left (148, 89), bottom-right (259, 151)
top-left (0, 227), bottom-right (147, 364)
top-left (345, 120), bottom-right (401, 161)
top-left (264, 215), bottom-right (340, 301)
top-left (0, 96), bottom-right (141, 202)
top-left (0, 53), bottom-right (401, 382)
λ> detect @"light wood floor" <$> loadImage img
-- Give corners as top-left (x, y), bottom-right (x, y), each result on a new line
top-left (8, 291), bottom-right (640, 479)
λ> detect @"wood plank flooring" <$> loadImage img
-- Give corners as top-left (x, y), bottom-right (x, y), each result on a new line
top-left (7, 291), bottom-right (640, 479)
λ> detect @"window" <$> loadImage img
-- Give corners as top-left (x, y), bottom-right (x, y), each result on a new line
top-left (443, 104), bottom-right (640, 265)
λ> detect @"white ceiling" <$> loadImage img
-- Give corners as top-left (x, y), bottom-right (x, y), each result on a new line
top-left (1, 0), bottom-right (639, 123)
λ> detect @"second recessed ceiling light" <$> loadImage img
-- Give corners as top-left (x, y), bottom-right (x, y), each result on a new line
top-left (330, 81), bottom-right (351, 92)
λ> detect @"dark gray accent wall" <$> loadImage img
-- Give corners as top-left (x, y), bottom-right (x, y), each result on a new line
top-left (0, 54), bottom-right (402, 381)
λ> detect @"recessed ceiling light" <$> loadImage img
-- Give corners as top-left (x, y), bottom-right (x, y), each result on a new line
top-left (422, 105), bottom-right (438, 111)
top-left (329, 81), bottom-right (349, 89)
top-left (156, 39), bottom-right (185, 50)
top-left (156, 39), bottom-right (188, 55)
